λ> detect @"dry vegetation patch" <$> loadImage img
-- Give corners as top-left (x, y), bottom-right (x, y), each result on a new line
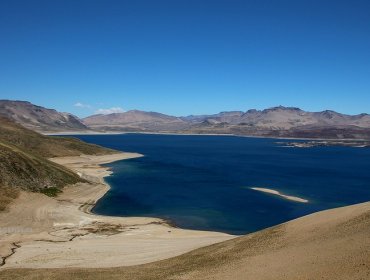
top-left (0, 186), bottom-right (19, 211)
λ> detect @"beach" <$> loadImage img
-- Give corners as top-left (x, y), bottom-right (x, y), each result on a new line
top-left (0, 153), bottom-right (233, 269)
top-left (1, 192), bottom-right (369, 279)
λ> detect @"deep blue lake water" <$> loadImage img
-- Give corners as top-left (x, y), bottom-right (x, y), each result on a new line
top-left (71, 134), bottom-right (370, 235)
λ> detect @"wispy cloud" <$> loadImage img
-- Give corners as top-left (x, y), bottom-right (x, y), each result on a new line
top-left (95, 107), bottom-right (125, 114)
top-left (74, 102), bottom-right (91, 109)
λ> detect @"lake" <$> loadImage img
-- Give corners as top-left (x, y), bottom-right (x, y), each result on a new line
top-left (72, 134), bottom-right (370, 235)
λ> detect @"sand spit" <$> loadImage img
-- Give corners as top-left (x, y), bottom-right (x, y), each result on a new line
top-left (0, 153), bottom-right (233, 269)
top-left (251, 187), bottom-right (309, 203)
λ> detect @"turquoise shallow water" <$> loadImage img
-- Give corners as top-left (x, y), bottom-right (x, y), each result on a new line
top-left (71, 134), bottom-right (370, 235)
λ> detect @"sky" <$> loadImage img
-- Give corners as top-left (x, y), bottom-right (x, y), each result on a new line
top-left (0, 0), bottom-right (370, 117)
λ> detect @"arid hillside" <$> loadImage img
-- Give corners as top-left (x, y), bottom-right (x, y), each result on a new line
top-left (0, 100), bottom-right (88, 132)
top-left (0, 116), bottom-right (115, 211)
top-left (0, 201), bottom-right (369, 279)
top-left (0, 116), bottom-right (115, 158)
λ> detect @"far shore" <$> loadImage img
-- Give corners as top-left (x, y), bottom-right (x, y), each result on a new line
top-left (0, 153), bottom-right (233, 269)
top-left (43, 130), bottom-right (370, 142)
top-left (250, 187), bottom-right (309, 203)
top-left (43, 131), bottom-right (235, 137)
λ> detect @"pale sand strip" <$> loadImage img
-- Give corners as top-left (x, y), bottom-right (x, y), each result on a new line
top-left (251, 187), bottom-right (309, 203)
top-left (0, 153), bottom-right (233, 269)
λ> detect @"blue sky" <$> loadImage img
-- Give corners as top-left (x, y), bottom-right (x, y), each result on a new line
top-left (0, 0), bottom-right (369, 117)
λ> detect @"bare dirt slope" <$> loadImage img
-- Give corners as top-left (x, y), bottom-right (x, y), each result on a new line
top-left (1, 201), bottom-right (369, 280)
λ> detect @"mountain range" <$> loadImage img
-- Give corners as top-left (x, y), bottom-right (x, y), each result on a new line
top-left (77, 105), bottom-right (370, 139)
top-left (180, 106), bottom-right (370, 128)
top-left (1, 100), bottom-right (370, 139)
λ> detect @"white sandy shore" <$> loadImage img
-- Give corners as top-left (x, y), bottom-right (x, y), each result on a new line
top-left (251, 187), bottom-right (309, 203)
top-left (0, 153), bottom-right (233, 269)
top-left (43, 131), bottom-right (125, 135)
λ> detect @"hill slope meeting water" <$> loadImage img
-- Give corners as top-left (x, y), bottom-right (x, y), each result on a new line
top-left (0, 116), bottom-right (115, 210)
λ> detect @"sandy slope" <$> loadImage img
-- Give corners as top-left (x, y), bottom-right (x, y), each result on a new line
top-left (1, 200), bottom-right (369, 280)
top-left (0, 153), bottom-right (233, 269)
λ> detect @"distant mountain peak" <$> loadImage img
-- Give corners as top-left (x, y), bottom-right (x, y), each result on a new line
top-left (245, 109), bottom-right (259, 113)
top-left (263, 106), bottom-right (303, 112)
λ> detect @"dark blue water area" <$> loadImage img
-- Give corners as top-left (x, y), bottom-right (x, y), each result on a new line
top-left (69, 134), bottom-right (370, 235)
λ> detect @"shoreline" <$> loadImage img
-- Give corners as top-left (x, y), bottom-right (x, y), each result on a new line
top-left (0, 153), bottom-right (233, 269)
top-left (43, 130), bottom-right (370, 142)
top-left (49, 153), bottom-right (145, 215)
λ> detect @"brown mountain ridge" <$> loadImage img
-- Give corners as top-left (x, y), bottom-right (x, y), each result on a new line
top-left (83, 106), bottom-right (370, 139)
top-left (0, 100), bottom-right (88, 132)
top-left (1, 100), bottom-right (370, 139)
